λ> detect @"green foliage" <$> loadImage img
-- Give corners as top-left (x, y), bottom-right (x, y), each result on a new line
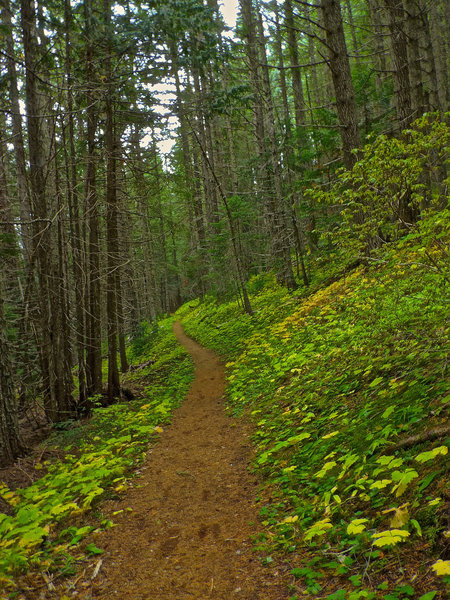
top-left (0, 317), bottom-right (193, 589)
top-left (309, 113), bottom-right (449, 255)
top-left (177, 209), bottom-right (449, 598)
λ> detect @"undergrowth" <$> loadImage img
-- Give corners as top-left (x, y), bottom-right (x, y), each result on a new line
top-left (0, 317), bottom-right (193, 597)
top-left (177, 210), bottom-right (449, 600)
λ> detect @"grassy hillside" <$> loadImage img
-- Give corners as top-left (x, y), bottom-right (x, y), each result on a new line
top-left (177, 213), bottom-right (449, 599)
top-left (0, 318), bottom-right (193, 596)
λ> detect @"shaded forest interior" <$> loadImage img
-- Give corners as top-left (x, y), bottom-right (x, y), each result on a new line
top-left (0, 0), bottom-right (448, 493)
top-left (0, 1), bottom-right (449, 598)
top-left (0, 0), bottom-right (449, 454)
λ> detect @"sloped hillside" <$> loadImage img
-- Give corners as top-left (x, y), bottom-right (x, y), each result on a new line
top-left (0, 318), bottom-right (193, 594)
top-left (177, 213), bottom-right (449, 599)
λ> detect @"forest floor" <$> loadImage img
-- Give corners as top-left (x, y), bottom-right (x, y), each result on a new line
top-left (67, 322), bottom-right (292, 599)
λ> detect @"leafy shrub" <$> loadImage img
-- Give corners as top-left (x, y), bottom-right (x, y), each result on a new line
top-left (309, 113), bottom-right (449, 255)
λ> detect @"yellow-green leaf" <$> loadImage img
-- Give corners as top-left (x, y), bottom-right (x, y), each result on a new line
top-left (322, 431), bottom-right (339, 440)
top-left (371, 529), bottom-right (410, 547)
top-left (431, 559), bottom-right (450, 576)
top-left (415, 446), bottom-right (448, 463)
top-left (347, 518), bottom-right (369, 535)
top-left (382, 504), bottom-right (409, 528)
top-left (370, 479), bottom-right (392, 490)
top-left (315, 461), bottom-right (337, 478)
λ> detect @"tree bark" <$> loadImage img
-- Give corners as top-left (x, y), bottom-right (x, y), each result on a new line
top-left (417, 3), bottom-right (441, 113)
top-left (404, 0), bottom-right (425, 118)
top-left (21, 0), bottom-right (71, 422)
top-left (284, 0), bottom-right (306, 129)
top-left (384, 0), bottom-right (413, 128)
top-left (241, 0), bottom-right (296, 289)
top-left (64, 0), bottom-right (88, 410)
top-left (320, 0), bottom-right (361, 169)
top-left (429, 1), bottom-right (449, 112)
top-left (84, 0), bottom-right (103, 398)
top-left (366, 0), bottom-right (388, 99)
top-left (104, 0), bottom-right (120, 401)
top-left (1, 0), bottom-right (33, 263)
top-left (0, 273), bottom-right (26, 467)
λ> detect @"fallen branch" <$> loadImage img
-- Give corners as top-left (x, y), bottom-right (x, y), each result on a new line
top-left (389, 426), bottom-right (450, 452)
top-left (128, 359), bottom-right (155, 371)
top-left (91, 559), bottom-right (103, 580)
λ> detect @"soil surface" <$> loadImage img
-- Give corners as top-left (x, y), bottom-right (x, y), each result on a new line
top-left (86, 322), bottom-right (291, 599)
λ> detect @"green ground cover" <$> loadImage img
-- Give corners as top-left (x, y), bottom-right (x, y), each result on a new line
top-left (177, 213), bottom-right (449, 599)
top-left (0, 317), bottom-right (193, 595)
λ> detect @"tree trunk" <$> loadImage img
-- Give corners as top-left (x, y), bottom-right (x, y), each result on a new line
top-left (64, 0), bottom-right (88, 410)
top-left (84, 0), bottom-right (103, 398)
top-left (345, 0), bottom-right (360, 58)
top-left (0, 273), bottom-right (26, 467)
top-left (304, 2), bottom-right (323, 109)
top-left (417, 3), bottom-right (441, 113)
top-left (241, 0), bottom-right (296, 289)
top-left (384, 0), bottom-right (413, 128)
top-left (273, 1), bottom-right (292, 137)
top-left (284, 0), bottom-right (306, 129)
top-left (104, 0), bottom-right (120, 401)
top-left (1, 0), bottom-right (33, 263)
top-left (366, 0), bottom-right (388, 99)
top-left (429, 1), bottom-right (449, 112)
top-left (404, 0), bottom-right (425, 118)
top-left (320, 0), bottom-right (361, 169)
top-left (54, 148), bottom-right (75, 417)
top-left (21, 0), bottom-right (66, 422)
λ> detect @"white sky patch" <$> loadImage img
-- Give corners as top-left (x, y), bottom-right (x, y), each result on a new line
top-left (151, 82), bottom-right (175, 95)
top-left (140, 82), bottom-right (179, 157)
top-left (219, 0), bottom-right (239, 28)
top-left (140, 114), bottom-right (179, 160)
top-left (157, 136), bottom-right (177, 156)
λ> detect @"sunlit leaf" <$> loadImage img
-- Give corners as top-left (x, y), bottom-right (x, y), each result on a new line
top-left (347, 518), bottom-right (369, 535)
top-left (371, 529), bottom-right (410, 547)
top-left (415, 446), bottom-right (448, 463)
top-left (431, 559), bottom-right (450, 576)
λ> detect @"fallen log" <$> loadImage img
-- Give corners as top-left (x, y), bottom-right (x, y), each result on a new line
top-left (389, 425), bottom-right (450, 452)
top-left (128, 359), bottom-right (155, 372)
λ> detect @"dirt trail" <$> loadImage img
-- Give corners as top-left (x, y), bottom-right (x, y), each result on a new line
top-left (90, 322), bottom-right (290, 599)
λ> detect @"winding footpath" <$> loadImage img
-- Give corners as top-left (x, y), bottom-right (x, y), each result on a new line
top-left (88, 322), bottom-right (290, 599)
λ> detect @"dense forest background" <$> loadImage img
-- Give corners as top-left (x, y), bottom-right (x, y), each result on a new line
top-left (0, 0), bottom-right (448, 467)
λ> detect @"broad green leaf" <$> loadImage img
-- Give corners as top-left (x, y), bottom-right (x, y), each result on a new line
top-left (85, 543), bottom-right (104, 555)
top-left (410, 519), bottom-right (422, 536)
top-left (370, 479), bottom-right (391, 490)
top-left (376, 455), bottom-right (394, 466)
top-left (347, 518), bottom-right (369, 535)
top-left (391, 469), bottom-right (418, 497)
top-left (396, 584), bottom-right (414, 596)
top-left (417, 592), bottom-right (437, 600)
top-left (371, 529), bottom-right (410, 547)
top-left (315, 461), bottom-right (337, 478)
top-left (382, 406), bottom-right (395, 419)
top-left (415, 446), bottom-right (448, 463)
top-left (370, 377), bottom-right (383, 388)
top-left (304, 518), bottom-right (333, 541)
top-left (322, 431), bottom-right (339, 439)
